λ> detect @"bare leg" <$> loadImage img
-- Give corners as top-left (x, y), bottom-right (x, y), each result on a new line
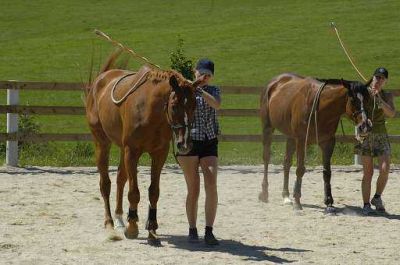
top-left (283, 138), bottom-right (295, 204)
top-left (376, 154), bottom-right (390, 195)
top-left (124, 145), bottom-right (141, 239)
top-left (259, 125), bottom-right (273, 203)
top-left (319, 138), bottom-right (336, 213)
top-left (293, 139), bottom-right (306, 210)
top-left (361, 156), bottom-right (374, 204)
top-left (178, 156), bottom-right (200, 229)
top-left (200, 156), bottom-right (218, 227)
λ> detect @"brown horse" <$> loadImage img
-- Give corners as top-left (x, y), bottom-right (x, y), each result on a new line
top-left (259, 73), bottom-right (371, 213)
top-left (85, 50), bottom-right (203, 243)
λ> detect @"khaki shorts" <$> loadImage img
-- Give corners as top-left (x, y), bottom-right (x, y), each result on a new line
top-left (354, 133), bottom-right (391, 157)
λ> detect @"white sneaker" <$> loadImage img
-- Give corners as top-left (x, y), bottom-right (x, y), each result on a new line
top-left (371, 197), bottom-right (386, 212)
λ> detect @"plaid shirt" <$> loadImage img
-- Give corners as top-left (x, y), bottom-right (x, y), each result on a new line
top-left (191, 85), bottom-right (221, 141)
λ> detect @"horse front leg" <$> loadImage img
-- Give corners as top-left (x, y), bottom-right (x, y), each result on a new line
top-left (124, 145), bottom-right (141, 239)
top-left (293, 139), bottom-right (306, 210)
top-left (146, 146), bottom-right (169, 245)
top-left (282, 138), bottom-right (296, 205)
top-left (319, 138), bottom-right (336, 214)
top-left (259, 125), bottom-right (273, 203)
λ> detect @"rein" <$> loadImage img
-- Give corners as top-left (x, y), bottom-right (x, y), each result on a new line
top-left (305, 82), bottom-right (327, 158)
top-left (111, 70), bottom-right (150, 104)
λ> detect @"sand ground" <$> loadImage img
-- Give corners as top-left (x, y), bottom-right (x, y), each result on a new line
top-left (0, 164), bottom-right (399, 264)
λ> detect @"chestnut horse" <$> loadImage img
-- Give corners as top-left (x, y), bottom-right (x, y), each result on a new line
top-left (85, 50), bottom-right (202, 243)
top-left (259, 73), bottom-right (371, 213)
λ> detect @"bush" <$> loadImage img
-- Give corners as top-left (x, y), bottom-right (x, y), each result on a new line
top-left (170, 38), bottom-right (194, 80)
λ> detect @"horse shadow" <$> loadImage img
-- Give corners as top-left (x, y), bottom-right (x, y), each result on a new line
top-left (161, 235), bottom-right (312, 263)
top-left (302, 203), bottom-right (400, 220)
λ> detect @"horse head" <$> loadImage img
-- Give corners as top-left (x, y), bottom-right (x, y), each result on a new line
top-left (166, 74), bottom-right (202, 154)
top-left (343, 80), bottom-right (372, 142)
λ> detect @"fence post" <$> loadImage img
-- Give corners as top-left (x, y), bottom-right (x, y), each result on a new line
top-left (6, 88), bottom-right (19, 167)
top-left (354, 127), bottom-right (361, 166)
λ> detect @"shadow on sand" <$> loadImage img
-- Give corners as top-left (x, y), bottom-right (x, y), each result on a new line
top-left (302, 203), bottom-right (400, 220)
top-left (161, 235), bottom-right (312, 263)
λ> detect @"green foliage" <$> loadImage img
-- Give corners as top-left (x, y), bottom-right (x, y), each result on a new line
top-left (1, 0), bottom-right (400, 166)
top-left (18, 114), bottom-right (41, 150)
top-left (170, 38), bottom-right (194, 80)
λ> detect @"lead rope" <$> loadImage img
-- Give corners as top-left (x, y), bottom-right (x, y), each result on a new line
top-left (305, 82), bottom-right (326, 160)
top-left (111, 70), bottom-right (149, 104)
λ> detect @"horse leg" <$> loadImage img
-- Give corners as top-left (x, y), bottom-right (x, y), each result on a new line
top-left (282, 138), bottom-right (295, 205)
top-left (259, 125), bottom-right (273, 203)
top-left (146, 147), bottom-right (169, 245)
top-left (124, 145), bottom-right (141, 239)
top-left (319, 138), bottom-right (336, 214)
top-left (115, 150), bottom-right (127, 230)
top-left (92, 131), bottom-right (114, 229)
top-left (293, 139), bottom-right (306, 210)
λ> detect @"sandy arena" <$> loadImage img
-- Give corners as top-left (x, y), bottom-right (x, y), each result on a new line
top-left (0, 164), bottom-right (399, 264)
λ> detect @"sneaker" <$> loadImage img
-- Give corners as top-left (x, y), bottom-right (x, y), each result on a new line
top-left (204, 232), bottom-right (219, 246)
top-left (188, 228), bottom-right (199, 243)
top-left (371, 197), bottom-right (386, 212)
top-left (362, 204), bottom-right (375, 216)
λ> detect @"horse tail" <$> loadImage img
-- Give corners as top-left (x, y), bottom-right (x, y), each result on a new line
top-left (260, 76), bottom-right (279, 127)
top-left (83, 48), bottom-right (124, 102)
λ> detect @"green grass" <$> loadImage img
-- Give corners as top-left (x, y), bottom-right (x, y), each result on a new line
top-left (1, 0), bottom-right (400, 166)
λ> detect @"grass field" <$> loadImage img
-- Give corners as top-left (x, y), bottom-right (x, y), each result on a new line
top-left (1, 0), bottom-right (400, 166)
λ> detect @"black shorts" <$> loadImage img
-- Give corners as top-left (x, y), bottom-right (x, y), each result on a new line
top-left (177, 138), bottom-right (218, 158)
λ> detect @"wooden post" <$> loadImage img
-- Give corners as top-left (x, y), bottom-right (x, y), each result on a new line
top-left (6, 88), bottom-right (19, 167)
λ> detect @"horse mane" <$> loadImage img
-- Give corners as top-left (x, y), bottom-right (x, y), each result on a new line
top-left (316, 78), bottom-right (368, 97)
top-left (148, 68), bottom-right (191, 87)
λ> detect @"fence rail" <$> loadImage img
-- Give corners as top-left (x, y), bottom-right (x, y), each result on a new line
top-left (2, 80), bottom-right (400, 166)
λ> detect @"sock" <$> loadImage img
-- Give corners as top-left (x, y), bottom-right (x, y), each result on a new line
top-left (205, 226), bottom-right (213, 235)
top-left (364, 202), bottom-right (371, 207)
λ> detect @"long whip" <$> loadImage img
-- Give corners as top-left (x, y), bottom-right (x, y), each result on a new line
top-left (94, 29), bottom-right (161, 69)
top-left (330, 22), bottom-right (367, 82)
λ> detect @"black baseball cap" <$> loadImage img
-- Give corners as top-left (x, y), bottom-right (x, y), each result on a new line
top-left (373, 67), bottom-right (388, 79)
top-left (195, 58), bottom-right (214, 76)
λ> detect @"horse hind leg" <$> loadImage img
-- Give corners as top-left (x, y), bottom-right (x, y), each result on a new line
top-left (114, 150), bottom-right (127, 231)
top-left (92, 130), bottom-right (114, 229)
top-left (259, 124), bottom-right (274, 203)
top-left (124, 145), bottom-right (141, 239)
top-left (282, 138), bottom-right (295, 205)
top-left (293, 139), bottom-right (306, 210)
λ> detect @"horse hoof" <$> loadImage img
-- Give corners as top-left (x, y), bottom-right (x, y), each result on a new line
top-left (124, 223), bottom-right (139, 239)
top-left (283, 197), bottom-right (293, 205)
top-left (325, 206), bottom-right (336, 215)
top-left (293, 203), bottom-right (303, 211)
top-left (148, 230), bottom-right (161, 246)
top-left (105, 224), bottom-right (123, 241)
top-left (114, 218), bottom-right (125, 230)
top-left (258, 192), bottom-right (269, 203)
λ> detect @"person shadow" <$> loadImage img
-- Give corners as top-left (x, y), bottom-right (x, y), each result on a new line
top-left (161, 235), bottom-right (312, 263)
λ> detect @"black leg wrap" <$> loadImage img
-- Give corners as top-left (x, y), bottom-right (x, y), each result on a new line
top-left (146, 208), bottom-right (158, 230)
top-left (127, 209), bottom-right (138, 222)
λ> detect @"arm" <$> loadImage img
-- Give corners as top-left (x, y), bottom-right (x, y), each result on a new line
top-left (197, 87), bottom-right (221, 110)
top-left (377, 92), bottom-right (396, 118)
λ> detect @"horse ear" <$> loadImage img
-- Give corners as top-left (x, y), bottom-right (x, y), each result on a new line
top-left (169, 75), bottom-right (181, 93)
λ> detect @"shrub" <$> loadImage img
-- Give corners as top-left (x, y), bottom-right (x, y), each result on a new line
top-left (170, 38), bottom-right (194, 80)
